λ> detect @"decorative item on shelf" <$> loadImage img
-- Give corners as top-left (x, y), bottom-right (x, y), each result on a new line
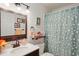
top-left (0, 37), bottom-right (7, 54)
top-left (36, 17), bottom-right (41, 26)
top-left (32, 31), bottom-right (45, 40)
top-left (34, 32), bottom-right (43, 40)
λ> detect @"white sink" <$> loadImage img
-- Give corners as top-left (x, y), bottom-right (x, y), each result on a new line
top-left (0, 43), bottom-right (39, 56)
top-left (10, 43), bottom-right (39, 56)
top-left (10, 47), bottom-right (28, 56)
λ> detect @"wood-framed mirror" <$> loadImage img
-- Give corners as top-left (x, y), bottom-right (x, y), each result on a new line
top-left (0, 8), bottom-right (27, 42)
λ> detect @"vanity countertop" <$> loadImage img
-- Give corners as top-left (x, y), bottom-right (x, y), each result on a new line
top-left (0, 43), bottom-right (39, 56)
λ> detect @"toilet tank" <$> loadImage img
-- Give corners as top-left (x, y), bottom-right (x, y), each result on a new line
top-left (37, 43), bottom-right (45, 55)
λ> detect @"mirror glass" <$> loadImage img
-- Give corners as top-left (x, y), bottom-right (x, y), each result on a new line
top-left (0, 9), bottom-right (27, 36)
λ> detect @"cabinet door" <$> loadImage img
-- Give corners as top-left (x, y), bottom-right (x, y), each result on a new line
top-left (24, 49), bottom-right (39, 56)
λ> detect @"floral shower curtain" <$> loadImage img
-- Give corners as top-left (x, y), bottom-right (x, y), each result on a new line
top-left (44, 6), bottom-right (79, 56)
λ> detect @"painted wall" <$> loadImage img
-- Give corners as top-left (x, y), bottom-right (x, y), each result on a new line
top-left (26, 4), bottom-right (46, 42)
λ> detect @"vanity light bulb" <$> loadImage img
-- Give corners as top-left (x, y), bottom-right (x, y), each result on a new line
top-left (17, 7), bottom-right (21, 10)
top-left (4, 3), bottom-right (10, 6)
top-left (26, 9), bottom-right (30, 13)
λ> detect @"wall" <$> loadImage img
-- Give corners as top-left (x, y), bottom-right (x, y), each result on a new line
top-left (26, 4), bottom-right (46, 42)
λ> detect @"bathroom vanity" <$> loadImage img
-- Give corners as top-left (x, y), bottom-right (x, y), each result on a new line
top-left (0, 43), bottom-right (39, 56)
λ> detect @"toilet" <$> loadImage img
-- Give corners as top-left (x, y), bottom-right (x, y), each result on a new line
top-left (37, 43), bottom-right (53, 56)
top-left (29, 38), bottom-right (53, 56)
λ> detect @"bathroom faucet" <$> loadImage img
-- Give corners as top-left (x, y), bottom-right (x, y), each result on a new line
top-left (13, 40), bottom-right (20, 48)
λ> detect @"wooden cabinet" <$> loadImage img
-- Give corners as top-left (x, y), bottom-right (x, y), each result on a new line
top-left (24, 49), bottom-right (39, 56)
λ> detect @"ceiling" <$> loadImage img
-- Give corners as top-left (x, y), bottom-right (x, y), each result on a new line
top-left (26, 3), bottom-right (74, 12)
top-left (39, 3), bottom-right (74, 11)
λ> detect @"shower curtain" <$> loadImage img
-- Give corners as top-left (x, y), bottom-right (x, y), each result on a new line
top-left (44, 6), bottom-right (79, 56)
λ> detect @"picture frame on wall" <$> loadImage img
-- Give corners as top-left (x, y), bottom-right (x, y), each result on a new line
top-left (36, 17), bottom-right (41, 25)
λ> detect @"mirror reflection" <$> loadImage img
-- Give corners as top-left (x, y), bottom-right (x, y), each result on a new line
top-left (0, 9), bottom-right (27, 36)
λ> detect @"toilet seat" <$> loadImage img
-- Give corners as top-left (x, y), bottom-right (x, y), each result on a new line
top-left (41, 52), bottom-right (53, 56)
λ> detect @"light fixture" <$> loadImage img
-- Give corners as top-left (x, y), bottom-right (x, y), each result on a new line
top-left (15, 3), bottom-right (30, 12)
top-left (21, 3), bottom-right (30, 9)
top-left (15, 3), bottom-right (21, 10)
top-left (4, 3), bottom-right (10, 6)
top-left (15, 3), bottom-right (20, 6)
top-left (26, 9), bottom-right (30, 13)
top-left (17, 7), bottom-right (21, 10)
top-left (21, 3), bottom-right (30, 13)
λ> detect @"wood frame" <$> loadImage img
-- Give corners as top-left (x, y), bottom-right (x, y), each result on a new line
top-left (36, 17), bottom-right (41, 25)
top-left (1, 34), bottom-right (26, 42)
